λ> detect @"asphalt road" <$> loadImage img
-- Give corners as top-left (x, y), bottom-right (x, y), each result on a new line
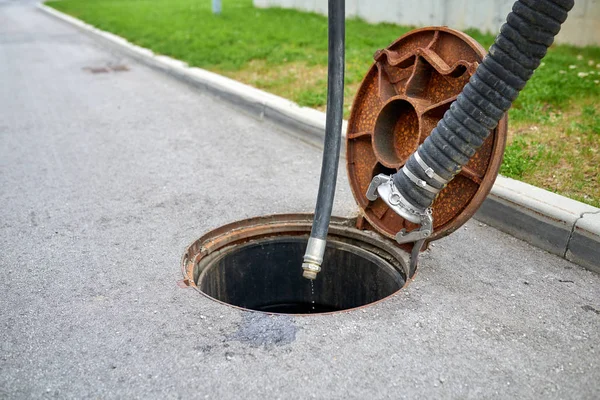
top-left (1, 2), bottom-right (599, 399)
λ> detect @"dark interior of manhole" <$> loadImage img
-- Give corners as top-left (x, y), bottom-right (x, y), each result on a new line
top-left (197, 237), bottom-right (406, 314)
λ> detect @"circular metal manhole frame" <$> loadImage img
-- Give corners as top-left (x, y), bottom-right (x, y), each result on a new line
top-left (346, 26), bottom-right (508, 243)
top-left (181, 214), bottom-right (412, 316)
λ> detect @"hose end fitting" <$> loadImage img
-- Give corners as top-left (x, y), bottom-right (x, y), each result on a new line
top-left (366, 174), bottom-right (425, 224)
top-left (366, 173), bottom-right (434, 244)
top-left (302, 237), bottom-right (327, 280)
top-left (302, 267), bottom-right (319, 280)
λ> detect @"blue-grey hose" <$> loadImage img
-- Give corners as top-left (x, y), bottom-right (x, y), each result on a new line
top-left (302, 0), bottom-right (345, 280)
top-left (392, 0), bottom-right (574, 213)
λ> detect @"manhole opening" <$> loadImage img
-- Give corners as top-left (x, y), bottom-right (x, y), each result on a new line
top-left (193, 236), bottom-right (406, 315)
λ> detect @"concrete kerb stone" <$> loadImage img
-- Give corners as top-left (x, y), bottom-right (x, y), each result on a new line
top-left (475, 176), bottom-right (598, 261)
top-left (37, 3), bottom-right (600, 272)
top-left (566, 211), bottom-right (600, 273)
top-left (37, 4), bottom-right (336, 140)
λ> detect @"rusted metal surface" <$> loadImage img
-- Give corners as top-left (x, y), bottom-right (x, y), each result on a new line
top-left (346, 27), bottom-right (507, 244)
top-left (181, 214), bottom-right (413, 315)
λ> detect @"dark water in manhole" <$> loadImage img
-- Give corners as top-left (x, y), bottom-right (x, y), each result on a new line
top-left (254, 302), bottom-right (340, 314)
top-left (197, 237), bottom-right (405, 314)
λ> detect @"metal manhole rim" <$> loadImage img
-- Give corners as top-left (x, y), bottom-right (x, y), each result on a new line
top-left (181, 213), bottom-right (413, 316)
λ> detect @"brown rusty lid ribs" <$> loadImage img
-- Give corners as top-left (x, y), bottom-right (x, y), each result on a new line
top-left (346, 27), bottom-right (507, 246)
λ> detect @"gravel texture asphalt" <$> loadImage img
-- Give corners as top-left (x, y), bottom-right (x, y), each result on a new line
top-left (1, 2), bottom-right (599, 399)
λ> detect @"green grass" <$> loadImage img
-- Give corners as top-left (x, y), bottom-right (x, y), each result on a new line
top-left (48, 0), bottom-right (600, 207)
top-left (500, 137), bottom-right (547, 179)
top-left (501, 104), bottom-right (600, 207)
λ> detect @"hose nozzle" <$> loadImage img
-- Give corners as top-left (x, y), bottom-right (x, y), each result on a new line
top-left (302, 237), bottom-right (326, 280)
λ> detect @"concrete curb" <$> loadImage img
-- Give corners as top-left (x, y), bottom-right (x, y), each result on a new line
top-left (36, 4), bottom-right (345, 147)
top-left (475, 176), bottom-right (598, 267)
top-left (37, 3), bottom-right (600, 272)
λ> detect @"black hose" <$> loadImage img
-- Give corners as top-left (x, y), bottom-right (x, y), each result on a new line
top-left (308, 0), bottom-right (345, 240)
top-left (301, 0), bottom-right (345, 280)
top-left (391, 0), bottom-right (574, 213)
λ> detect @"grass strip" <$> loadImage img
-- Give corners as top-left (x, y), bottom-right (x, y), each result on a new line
top-left (49, 0), bottom-right (600, 207)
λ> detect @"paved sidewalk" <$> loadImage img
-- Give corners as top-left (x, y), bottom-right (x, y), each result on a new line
top-left (1, 2), bottom-right (599, 399)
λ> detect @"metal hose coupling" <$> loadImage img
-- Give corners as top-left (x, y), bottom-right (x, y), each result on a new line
top-left (302, 237), bottom-right (327, 280)
top-left (367, 149), bottom-right (443, 244)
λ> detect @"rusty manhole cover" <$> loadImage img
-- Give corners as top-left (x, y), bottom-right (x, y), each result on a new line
top-left (347, 27), bottom-right (507, 242)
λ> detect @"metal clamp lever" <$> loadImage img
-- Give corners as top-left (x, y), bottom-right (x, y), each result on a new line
top-left (399, 208), bottom-right (433, 276)
top-left (365, 173), bottom-right (434, 276)
top-left (366, 174), bottom-right (387, 201)
top-left (395, 209), bottom-right (433, 244)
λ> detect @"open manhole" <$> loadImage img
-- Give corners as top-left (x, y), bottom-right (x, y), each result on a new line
top-left (182, 29), bottom-right (508, 315)
top-left (182, 215), bottom-right (410, 315)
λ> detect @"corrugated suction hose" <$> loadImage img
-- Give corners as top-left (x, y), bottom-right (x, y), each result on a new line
top-left (391, 0), bottom-right (574, 213)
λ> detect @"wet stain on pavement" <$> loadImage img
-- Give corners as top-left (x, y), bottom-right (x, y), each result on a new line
top-left (227, 313), bottom-right (297, 348)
